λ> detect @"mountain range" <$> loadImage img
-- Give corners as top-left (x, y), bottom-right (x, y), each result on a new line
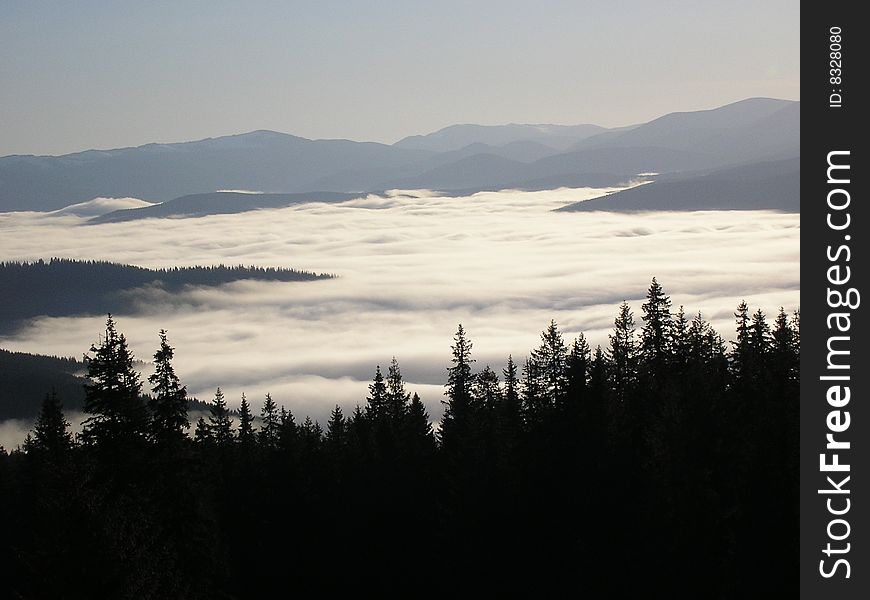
top-left (0, 97), bottom-right (799, 215)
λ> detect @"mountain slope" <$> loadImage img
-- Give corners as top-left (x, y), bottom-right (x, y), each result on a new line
top-left (556, 157), bottom-right (799, 213)
top-left (379, 146), bottom-right (709, 192)
top-left (575, 98), bottom-right (799, 164)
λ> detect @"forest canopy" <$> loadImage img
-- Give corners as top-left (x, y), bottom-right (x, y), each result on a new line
top-left (0, 279), bottom-right (799, 597)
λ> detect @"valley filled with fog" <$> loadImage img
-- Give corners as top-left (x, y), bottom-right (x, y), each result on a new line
top-left (0, 186), bottom-right (799, 442)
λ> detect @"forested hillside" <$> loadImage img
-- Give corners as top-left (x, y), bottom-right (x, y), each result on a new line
top-left (0, 259), bottom-right (332, 333)
top-left (0, 279), bottom-right (799, 597)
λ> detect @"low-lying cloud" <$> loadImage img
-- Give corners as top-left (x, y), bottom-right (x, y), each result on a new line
top-left (0, 187), bottom-right (799, 446)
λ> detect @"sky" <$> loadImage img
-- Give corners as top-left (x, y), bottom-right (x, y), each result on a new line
top-left (0, 0), bottom-right (800, 156)
top-left (0, 187), bottom-right (800, 447)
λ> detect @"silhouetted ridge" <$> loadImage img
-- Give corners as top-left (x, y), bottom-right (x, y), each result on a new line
top-left (0, 259), bottom-right (333, 333)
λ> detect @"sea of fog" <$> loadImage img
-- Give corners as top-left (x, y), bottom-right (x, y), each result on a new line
top-left (0, 187), bottom-right (799, 446)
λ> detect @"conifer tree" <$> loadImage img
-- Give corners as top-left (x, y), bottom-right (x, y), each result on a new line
top-left (148, 330), bottom-right (189, 447)
top-left (731, 301), bottom-right (752, 378)
top-left (259, 393), bottom-right (279, 449)
top-left (473, 366), bottom-right (502, 411)
top-left (278, 406), bottom-right (298, 453)
top-left (207, 387), bottom-right (234, 447)
top-left (326, 405), bottom-right (346, 447)
top-left (521, 357), bottom-right (545, 425)
top-left (587, 346), bottom-right (609, 407)
top-left (81, 315), bottom-right (146, 448)
top-left (403, 393), bottom-right (436, 456)
top-left (670, 306), bottom-right (690, 371)
top-left (366, 366), bottom-right (388, 421)
top-left (749, 308), bottom-right (772, 356)
top-left (238, 393), bottom-right (256, 447)
top-left (441, 324), bottom-right (476, 444)
top-left (565, 334), bottom-right (590, 405)
top-left (386, 357), bottom-right (411, 421)
top-left (299, 416), bottom-right (323, 450)
top-left (530, 320), bottom-right (568, 409)
top-left (500, 356), bottom-right (524, 439)
top-left (640, 278), bottom-right (673, 377)
top-left (194, 416), bottom-right (212, 444)
top-left (608, 302), bottom-right (637, 403)
top-left (772, 308), bottom-right (799, 382)
top-left (503, 355), bottom-right (520, 409)
top-left (26, 390), bottom-right (73, 457)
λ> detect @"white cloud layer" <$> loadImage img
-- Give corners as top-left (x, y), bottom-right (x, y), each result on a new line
top-left (0, 187), bottom-right (799, 445)
top-left (49, 197), bottom-right (155, 217)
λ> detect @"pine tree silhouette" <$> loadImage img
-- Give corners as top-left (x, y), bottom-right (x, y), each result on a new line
top-left (237, 393), bottom-right (256, 447)
top-left (207, 387), bottom-right (234, 447)
top-left (147, 330), bottom-right (189, 447)
top-left (25, 390), bottom-right (72, 458)
top-left (259, 393), bottom-right (279, 449)
top-left (81, 315), bottom-right (147, 451)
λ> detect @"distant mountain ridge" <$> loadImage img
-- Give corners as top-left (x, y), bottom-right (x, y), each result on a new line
top-left (393, 123), bottom-right (609, 152)
top-left (0, 98), bottom-right (799, 213)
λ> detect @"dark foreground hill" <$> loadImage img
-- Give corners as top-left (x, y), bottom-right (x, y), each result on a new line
top-left (0, 350), bottom-right (87, 420)
top-left (0, 259), bottom-right (333, 334)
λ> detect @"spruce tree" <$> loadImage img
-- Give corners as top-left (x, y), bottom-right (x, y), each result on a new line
top-left (386, 357), bottom-right (411, 421)
top-left (207, 387), bottom-right (234, 447)
top-left (238, 393), bottom-right (256, 447)
top-left (326, 405), bottom-right (346, 447)
top-left (521, 356), bottom-right (546, 426)
top-left (473, 366), bottom-right (502, 411)
top-left (564, 334), bottom-right (590, 409)
top-left (503, 355), bottom-right (520, 410)
top-left (640, 277), bottom-right (673, 378)
top-left (442, 324), bottom-right (476, 438)
top-left (403, 393), bottom-right (436, 456)
top-left (26, 390), bottom-right (73, 457)
top-left (670, 306), bottom-right (690, 371)
top-left (772, 308), bottom-right (799, 382)
top-left (194, 416), bottom-right (212, 444)
top-left (749, 309), bottom-right (772, 356)
top-left (278, 406), bottom-right (298, 453)
top-left (147, 329), bottom-right (189, 447)
top-left (299, 416), bottom-right (323, 450)
top-left (608, 302), bottom-right (637, 403)
top-left (731, 301), bottom-right (752, 378)
top-left (366, 366), bottom-right (388, 421)
top-left (500, 356), bottom-right (524, 440)
top-left (81, 315), bottom-right (146, 448)
top-left (530, 320), bottom-right (568, 409)
top-left (259, 393), bottom-right (279, 449)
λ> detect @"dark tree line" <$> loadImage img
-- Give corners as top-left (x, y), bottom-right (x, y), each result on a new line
top-left (0, 280), bottom-right (799, 598)
top-left (0, 259), bottom-right (332, 334)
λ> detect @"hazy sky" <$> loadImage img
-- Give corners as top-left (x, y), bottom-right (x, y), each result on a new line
top-left (1, 0), bottom-right (799, 156)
